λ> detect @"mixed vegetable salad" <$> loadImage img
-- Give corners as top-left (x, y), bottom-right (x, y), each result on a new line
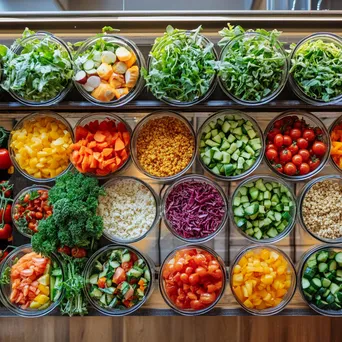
top-left (142, 25), bottom-right (217, 104)
top-left (73, 34), bottom-right (139, 103)
top-left (0, 28), bottom-right (73, 103)
top-left (87, 248), bottom-right (151, 311)
top-left (301, 249), bottom-right (342, 312)
top-left (218, 24), bottom-right (287, 103)
top-left (199, 113), bottom-right (262, 177)
top-left (13, 188), bottom-right (52, 236)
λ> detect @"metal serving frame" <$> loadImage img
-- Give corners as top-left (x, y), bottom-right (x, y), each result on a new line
top-left (0, 11), bottom-right (341, 316)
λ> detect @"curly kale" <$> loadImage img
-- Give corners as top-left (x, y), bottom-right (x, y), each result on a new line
top-left (32, 171), bottom-right (105, 256)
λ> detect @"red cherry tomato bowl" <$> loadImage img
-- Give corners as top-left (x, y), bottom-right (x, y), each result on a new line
top-left (0, 244), bottom-right (64, 318)
top-left (12, 185), bottom-right (51, 238)
top-left (83, 244), bottom-right (155, 316)
top-left (159, 245), bottom-right (227, 316)
top-left (297, 175), bottom-right (342, 244)
top-left (264, 110), bottom-right (330, 181)
top-left (71, 113), bottom-right (132, 179)
top-left (230, 245), bottom-right (296, 316)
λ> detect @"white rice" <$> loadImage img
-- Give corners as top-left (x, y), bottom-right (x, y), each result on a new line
top-left (98, 179), bottom-right (156, 240)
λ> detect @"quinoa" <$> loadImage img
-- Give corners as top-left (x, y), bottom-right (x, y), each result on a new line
top-left (302, 179), bottom-right (342, 240)
top-left (98, 178), bottom-right (157, 240)
top-left (136, 116), bottom-right (195, 177)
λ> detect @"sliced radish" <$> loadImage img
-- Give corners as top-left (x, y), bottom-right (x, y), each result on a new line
top-left (86, 76), bottom-right (101, 89)
top-left (101, 51), bottom-right (116, 64)
top-left (74, 70), bottom-right (87, 84)
top-left (86, 68), bottom-right (98, 76)
top-left (83, 60), bottom-right (95, 71)
top-left (82, 83), bottom-right (94, 92)
top-left (93, 51), bottom-right (102, 62)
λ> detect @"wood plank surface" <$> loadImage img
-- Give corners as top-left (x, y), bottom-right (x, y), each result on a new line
top-left (0, 316), bottom-right (341, 342)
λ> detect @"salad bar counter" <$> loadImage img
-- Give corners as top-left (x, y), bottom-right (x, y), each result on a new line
top-left (0, 11), bottom-right (341, 317)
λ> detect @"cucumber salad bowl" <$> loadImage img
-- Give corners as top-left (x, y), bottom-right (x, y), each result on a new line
top-left (197, 110), bottom-right (264, 181)
top-left (83, 245), bottom-right (154, 316)
top-left (230, 175), bottom-right (296, 243)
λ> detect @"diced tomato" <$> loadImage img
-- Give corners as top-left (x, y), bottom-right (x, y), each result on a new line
top-left (112, 267), bottom-right (127, 285)
top-left (121, 261), bottom-right (133, 272)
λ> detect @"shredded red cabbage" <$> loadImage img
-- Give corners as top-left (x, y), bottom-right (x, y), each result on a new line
top-left (165, 180), bottom-right (225, 239)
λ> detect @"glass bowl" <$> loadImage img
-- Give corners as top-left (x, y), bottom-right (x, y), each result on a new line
top-left (289, 33), bottom-right (342, 106)
top-left (218, 32), bottom-right (289, 106)
top-left (146, 33), bottom-right (217, 107)
top-left (197, 110), bottom-right (265, 181)
top-left (72, 113), bottom-right (132, 179)
top-left (9, 32), bottom-right (73, 106)
top-left (159, 245), bottom-right (227, 316)
top-left (0, 244), bottom-right (64, 318)
top-left (230, 245), bottom-right (296, 316)
top-left (161, 174), bottom-right (228, 243)
top-left (298, 175), bottom-right (342, 244)
top-left (230, 175), bottom-right (296, 244)
top-left (297, 244), bottom-right (342, 317)
top-left (12, 185), bottom-right (51, 238)
top-left (131, 110), bottom-right (196, 182)
top-left (264, 110), bottom-right (331, 181)
top-left (83, 244), bottom-right (155, 316)
top-left (9, 111), bottom-right (74, 183)
top-left (73, 34), bottom-right (145, 107)
top-left (98, 176), bottom-right (160, 244)
top-left (329, 114), bottom-right (342, 174)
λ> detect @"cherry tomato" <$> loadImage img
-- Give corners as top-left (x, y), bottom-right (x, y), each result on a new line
top-left (283, 135), bottom-right (292, 146)
top-left (279, 149), bottom-right (292, 163)
top-left (315, 127), bottom-right (323, 135)
top-left (195, 267), bottom-right (207, 277)
top-left (302, 129), bottom-right (315, 142)
top-left (35, 212), bottom-right (43, 220)
top-left (0, 181), bottom-right (12, 198)
top-left (0, 149), bottom-right (12, 169)
top-left (267, 128), bottom-right (281, 142)
top-left (275, 164), bottom-right (283, 173)
top-left (298, 149), bottom-right (310, 162)
top-left (122, 261), bottom-right (133, 272)
top-left (266, 149), bottom-right (278, 162)
top-left (185, 267), bottom-right (193, 275)
top-left (266, 143), bottom-right (276, 150)
top-left (290, 128), bottom-right (302, 140)
top-left (0, 223), bottom-right (12, 239)
top-left (193, 254), bottom-right (207, 266)
top-left (288, 142), bottom-right (299, 155)
top-left (294, 121), bottom-right (303, 129)
top-left (309, 158), bottom-right (320, 171)
top-left (174, 260), bottom-right (184, 272)
top-left (97, 277), bottom-right (106, 289)
top-left (189, 273), bottom-right (200, 285)
top-left (0, 204), bottom-right (12, 224)
top-left (273, 119), bottom-right (284, 129)
top-left (71, 247), bottom-right (87, 258)
top-left (284, 162), bottom-right (297, 176)
top-left (58, 246), bottom-right (71, 255)
top-left (292, 154), bottom-right (303, 167)
top-left (274, 134), bottom-right (284, 148)
top-left (199, 292), bottom-right (216, 305)
top-left (299, 163), bottom-right (310, 175)
top-left (297, 138), bottom-right (309, 149)
top-left (312, 141), bottom-right (327, 157)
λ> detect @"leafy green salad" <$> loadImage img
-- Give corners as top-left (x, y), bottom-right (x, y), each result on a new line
top-left (218, 24), bottom-right (287, 103)
top-left (0, 28), bottom-right (73, 103)
top-left (290, 37), bottom-right (342, 102)
top-left (142, 25), bottom-right (217, 103)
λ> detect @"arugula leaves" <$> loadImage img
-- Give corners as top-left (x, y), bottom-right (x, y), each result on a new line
top-left (290, 38), bottom-right (342, 102)
top-left (218, 24), bottom-right (287, 103)
top-left (142, 25), bottom-right (217, 103)
top-left (0, 28), bottom-right (73, 102)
